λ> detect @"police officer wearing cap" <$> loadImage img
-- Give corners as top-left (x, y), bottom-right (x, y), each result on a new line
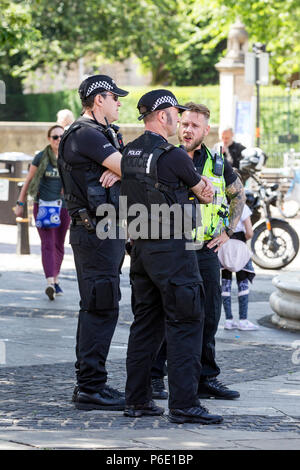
top-left (58, 74), bottom-right (128, 411)
top-left (151, 102), bottom-right (245, 401)
top-left (121, 89), bottom-right (223, 424)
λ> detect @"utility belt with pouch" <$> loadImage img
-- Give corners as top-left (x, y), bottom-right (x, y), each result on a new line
top-left (72, 208), bottom-right (97, 233)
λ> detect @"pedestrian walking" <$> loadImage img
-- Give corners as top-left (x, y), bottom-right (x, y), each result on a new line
top-left (15, 124), bottom-right (70, 300)
top-left (121, 89), bottom-right (223, 424)
top-left (58, 75), bottom-right (128, 411)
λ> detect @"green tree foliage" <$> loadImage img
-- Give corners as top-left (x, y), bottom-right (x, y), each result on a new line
top-left (26, 0), bottom-right (193, 85)
top-left (0, 0), bottom-right (39, 55)
top-left (194, 0), bottom-right (300, 84)
top-left (1, 0), bottom-right (225, 86)
top-left (1, 0), bottom-right (298, 89)
top-left (0, 0), bottom-right (40, 92)
top-left (167, 6), bottom-right (227, 86)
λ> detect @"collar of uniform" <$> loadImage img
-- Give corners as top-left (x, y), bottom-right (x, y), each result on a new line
top-left (79, 115), bottom-right (106, 130)
top-left (193, 145), bottom-right (208, 171)
top-left (144, 130), bottom-right (168, 142)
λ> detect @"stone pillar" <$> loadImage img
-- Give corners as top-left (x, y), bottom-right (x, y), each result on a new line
top-left (215, 19), bottom-right (255, 146)
top-left (270, 273), bottom-right (300, 331)
top-left (0, 80), bottom-right (5, 104)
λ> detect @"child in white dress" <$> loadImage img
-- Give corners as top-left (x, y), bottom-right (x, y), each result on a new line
top-left (218, 204), bottom-right (259, 331)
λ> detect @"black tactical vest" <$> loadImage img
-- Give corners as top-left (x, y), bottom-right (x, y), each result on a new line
top-left (58, 117), bottom-right (121, 216)
top-left (121, 132), bottom-right (195, 239)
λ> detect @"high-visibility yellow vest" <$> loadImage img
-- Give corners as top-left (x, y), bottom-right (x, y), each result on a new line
top-left (192, 147), bottom-right (227, 242)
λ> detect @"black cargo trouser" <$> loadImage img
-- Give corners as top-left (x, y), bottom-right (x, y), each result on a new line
top-left (196, 245), bottom-right (222, 379)
top-left (126, 238), bottom-right (205, 410)
top-left (151, 244), bottom-right (222, 381)
top-left (70, 225), bottom-right (125, 393)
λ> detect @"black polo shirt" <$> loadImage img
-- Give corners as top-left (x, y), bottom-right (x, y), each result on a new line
top-left (60, 117), bottom-right (118, 216)
top-left (227, 141), bottom-right (246, 169)
top-left (63, 117), bottom-right (117, 167)
top-left (143, 131), bottom-right (201, 189)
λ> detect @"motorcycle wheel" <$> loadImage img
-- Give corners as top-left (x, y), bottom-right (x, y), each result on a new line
top-left (251, 219), bottom-right (299, 269)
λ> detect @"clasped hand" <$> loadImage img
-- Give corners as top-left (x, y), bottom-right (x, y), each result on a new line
top-left (99, 170), bottom-right (121, 188)
top-left (198, 175), bottom-right (214, 203)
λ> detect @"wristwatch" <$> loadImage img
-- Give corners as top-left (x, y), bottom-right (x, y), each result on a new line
top-left (16, 201), bottom-right (24, 206)
top-left (224, 226), bottom-right (234, 238)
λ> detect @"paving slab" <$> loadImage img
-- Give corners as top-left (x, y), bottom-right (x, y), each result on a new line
top-left (0, 223), bottom-right (300, 450)
top-left (232, 438), bottom-right (300, 450)
top-left (0, 427), bottom-right (299, 450)
top-left (0, 440), bottom-right (33, 450)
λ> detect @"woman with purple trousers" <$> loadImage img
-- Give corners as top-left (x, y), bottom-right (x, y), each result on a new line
top-left (15, 125), bottom-right (70, 300)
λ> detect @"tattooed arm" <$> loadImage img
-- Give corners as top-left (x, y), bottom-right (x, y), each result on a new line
top-left (226, 177), bottom-right (246, 231)
top-left (207, 177), bottom-right (245, 252)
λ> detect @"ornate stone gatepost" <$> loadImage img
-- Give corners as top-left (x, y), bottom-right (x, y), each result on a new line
top-left (215, 19), bottom-right (254, 146)
top-left (270, 273), bottom-right (300, 331)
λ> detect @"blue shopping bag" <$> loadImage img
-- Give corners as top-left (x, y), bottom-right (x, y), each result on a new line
top-left (36, 199), bottom-right (62, 229)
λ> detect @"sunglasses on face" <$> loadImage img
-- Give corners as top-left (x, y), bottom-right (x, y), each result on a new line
top-left (50, 135), bottom-right (62, 140)
top-left (102, 92), bottom-right (119, 102)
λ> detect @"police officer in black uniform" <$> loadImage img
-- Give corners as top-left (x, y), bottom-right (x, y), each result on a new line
top-left (58, 75), bottom-right (128, 411)
top-left (121, 89), bottom-right (223, 424)
top-left (151, 103), bottom-right (244, 401)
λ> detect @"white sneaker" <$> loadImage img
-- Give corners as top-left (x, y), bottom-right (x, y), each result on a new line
top-left (238, 319), bottom-right (259, 331)
top-left (224, 319), bottom-right (239, 330)
top-left (45, 284), bottom-right (56, 301)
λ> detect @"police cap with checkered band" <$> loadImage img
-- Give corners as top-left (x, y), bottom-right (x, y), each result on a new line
top-left (78, 74), bottom-right (129, 100)
top-left (137, 89), bottom-right (189, 121)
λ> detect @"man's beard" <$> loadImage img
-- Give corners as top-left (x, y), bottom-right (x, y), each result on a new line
top-left (179, 133), bottom-right (204, 152)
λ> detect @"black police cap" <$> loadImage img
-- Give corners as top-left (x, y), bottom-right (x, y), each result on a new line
top-left (78, 75), bottom-right (129, 100)
top-left (137, 89), bottom-right (188, 121)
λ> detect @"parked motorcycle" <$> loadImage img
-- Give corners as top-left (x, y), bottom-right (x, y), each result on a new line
top-left (240, 148), bottom-right (299, 269)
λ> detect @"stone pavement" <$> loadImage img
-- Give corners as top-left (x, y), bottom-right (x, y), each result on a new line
top-left (0, 223), bottom-right (300, 451)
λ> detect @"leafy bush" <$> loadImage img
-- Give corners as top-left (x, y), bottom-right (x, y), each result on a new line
top-left (0, 90), bottom-right (82, 122)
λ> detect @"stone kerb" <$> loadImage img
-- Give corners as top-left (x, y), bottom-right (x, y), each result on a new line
top-left (270, 273), bottom-right (300, 330)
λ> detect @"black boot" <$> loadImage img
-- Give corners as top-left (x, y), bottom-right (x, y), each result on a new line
top-left (75, 385), bottom-right (125, 411)
top-left (71, 385), bottom-right (79, 402)
top-left (198, 378), bottom-right (240, 400)
top-left (124, 400), bottom-right (165, 418)
top-left (151, 377), bottom-right (168, 400)
top-left (169, 405), bottom-right (223, 424)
